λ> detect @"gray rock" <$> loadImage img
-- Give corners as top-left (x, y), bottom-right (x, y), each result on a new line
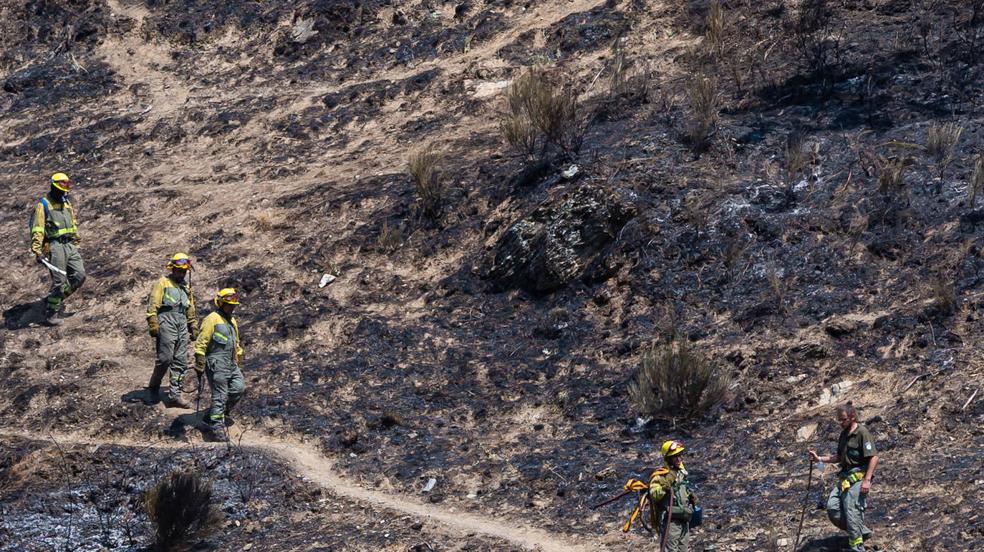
top-left (484, 185), bottom-right (637, 293)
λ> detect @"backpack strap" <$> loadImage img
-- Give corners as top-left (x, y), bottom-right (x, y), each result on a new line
top-left (40, 197), bottom-right (50, 218)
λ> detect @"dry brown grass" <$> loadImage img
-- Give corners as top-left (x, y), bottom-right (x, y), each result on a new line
top-left (407, 147), bottom-right (445, 219)
top-left (704, 0), bottom-right (725, 60)
top-left (932, 274), bottom-right (957, 316)
top-left (684, 75), bottom-right (718, 153)
top-left (784, 132), bottom-right (811, 187)
top-left (874, 155), bottom-right (914, 197)
top-left (926, 122), bottom-right (963, 191)
top-left (971, 153), bottom-right (984, 208)
top-left (377, 220), bottom-right (403, 253)
top-left (251, 209), bottom-right (286, 232)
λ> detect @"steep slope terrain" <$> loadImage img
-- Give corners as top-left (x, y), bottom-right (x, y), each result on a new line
top-left (2, 1), bottom-right (983, 551)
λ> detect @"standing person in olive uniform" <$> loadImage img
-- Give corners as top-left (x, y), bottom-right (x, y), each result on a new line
top-left (30, 173), bottom-right (86, 326)
top-left (649, 440), bottom-right (698, 552)
top-left (194, 288), bottom-right (245, 442)
top-left (809, 402), bottom-right (879, 552)
top-left (146, 253), bottom-right (198, 407)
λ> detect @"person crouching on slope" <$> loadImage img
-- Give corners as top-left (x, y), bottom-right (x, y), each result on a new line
top-left (30, 172), bottom-right (86, 326)
top-left (146, 253), bottom-right (198, 407)
top-left (650, 440), bottom-right (699, 552)
top-left (194, 288), bottom-right (245, 442)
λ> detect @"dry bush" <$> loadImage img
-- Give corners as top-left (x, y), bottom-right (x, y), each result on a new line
top-left (684, 75), bottom-right (718, 153)
top-left (784, 132), bottom-right (810, 187)
top-left (766, 264), bottom-right (788, 315)
top-left (144, 471), bottom-right (220, 551)
top-left (250, 209), bottom-right (285, 232)
top-left (791, 0), bottom-right (842, 80)
top-left (407, 147), bottom-right (445, 219)
top-left (704, 0), bottom-right (726, 60)
top-left (970, 153), bottom-right (984, 207)
top-left (377, 221), bottom-right (403, 253)
top-left (932, 275), bottom-right (957, 316)
top-left (926, 122), bottom-right (963, 191)
top-left (629, 341), bottom-right (730, 420)
top-left (722, 238), bottom-right (748, 280)
top-left (501, 66), bottom-right (584, 163)
top-left (608, 42), bottom-right (629, 98)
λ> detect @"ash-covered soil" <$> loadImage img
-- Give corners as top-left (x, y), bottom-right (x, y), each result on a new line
top-left (1, 0), bottom-right (983, 551)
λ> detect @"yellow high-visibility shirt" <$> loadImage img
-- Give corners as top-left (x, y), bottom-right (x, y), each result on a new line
top-left (194, 311), bottom-right (243, 364)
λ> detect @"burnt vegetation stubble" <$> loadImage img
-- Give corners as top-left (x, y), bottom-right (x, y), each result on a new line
top-left (0, 0), bottom-right (983, 550)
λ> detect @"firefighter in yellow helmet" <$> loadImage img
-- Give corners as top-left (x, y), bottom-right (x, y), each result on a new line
top-left (30, 173), bottom-right (86, 325)
top-left (145, 253), bottom-right (199, 407)
top-left (647, 440), bottom-right (699, 551)
top-left (194, 288), bottom-right (245, 442)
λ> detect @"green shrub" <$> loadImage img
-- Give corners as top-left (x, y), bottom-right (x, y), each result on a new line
top-left (143, 471), bottom-right (220, 551)
top-left (628, 342), bottom-right (731, 420)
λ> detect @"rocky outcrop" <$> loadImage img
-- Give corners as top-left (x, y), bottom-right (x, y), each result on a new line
top-left (484, 185), bottom-right (637, 293)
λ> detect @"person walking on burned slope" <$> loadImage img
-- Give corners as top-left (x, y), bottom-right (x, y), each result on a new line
top-left (809, 402), bottom-right (880, 552)
top-left (194, 288), bottom-right (245, 442)
top-left (146, 253), bottom-right (198, 407)
top-left (29, 172), bottom-right (86, 326)
top-left (649, 440), bottom-right (699, 551)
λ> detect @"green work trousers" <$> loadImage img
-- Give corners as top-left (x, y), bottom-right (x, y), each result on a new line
top-left (149, 313), bottom-right (190, 400)
top-left (46, 241), bottom-right (85, 313)
top-left (206, 358), bottom-right (245, 430)
top-left (826, 480), bottom-right (871, 551)
top-left (657, 518), bottom-right (689, 552)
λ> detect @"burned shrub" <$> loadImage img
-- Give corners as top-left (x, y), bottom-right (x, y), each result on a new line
top-left (789, 0), bottom-right (842, 82)
top-left (926, 122), bottom-right (963, 192)
top-left (143, 471), bottom-right (221, 551)
top-left (684, 75), bottom-right (718, 154)
top-left (628, 342), bottom-right (730, 421)
top-left (500, 66), bottom-right (585, 164)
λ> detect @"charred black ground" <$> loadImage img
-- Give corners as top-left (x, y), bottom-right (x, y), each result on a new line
top-left (1, 1), bottom-right (983, 551)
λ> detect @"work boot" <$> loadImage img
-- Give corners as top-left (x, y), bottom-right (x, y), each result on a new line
top-left (203, 425), bottom-right (228, 443)
top-left (144, 386), bottom-right (162, 405)
top-left (165, 393), bottom-right (191, 409)
top-left (223, 412), bottom-right (236, 427)
top-left (43, 309), bottom-right (62, 326)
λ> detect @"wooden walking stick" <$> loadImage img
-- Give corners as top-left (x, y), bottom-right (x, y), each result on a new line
top-left (792, 458), bottom-right (815, 552)
top-left (660, 485), bottom-right (673, 552)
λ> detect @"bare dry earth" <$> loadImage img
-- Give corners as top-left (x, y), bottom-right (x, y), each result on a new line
top-left (1, 1), bottom-right (983, 551)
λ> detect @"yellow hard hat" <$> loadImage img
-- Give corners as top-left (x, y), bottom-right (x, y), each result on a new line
top-left (661, 440), bottom-right (685, 458)
top-left (214, 288), bottom-right (240, 307)
top-left (51, 172), bottom-right (71, 192)
top-left (166, 252), bottom-right (192, 270)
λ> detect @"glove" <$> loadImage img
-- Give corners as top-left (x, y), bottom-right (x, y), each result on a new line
top-left (148, 316), bottom-right (160, 337)
top-left (194, 354), bottom-right (205, 376)
top-left (189, 324), bottom-right (199, 340)
top-left (35, 253), bottom-right (43, 264)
